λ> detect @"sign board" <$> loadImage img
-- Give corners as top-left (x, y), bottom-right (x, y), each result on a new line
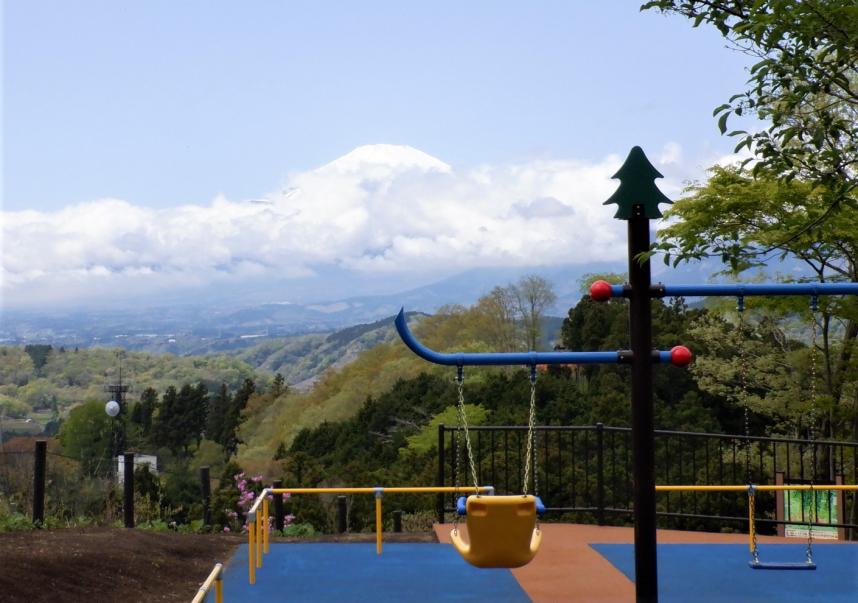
top-left (783, 488), bottom-right (839, 540)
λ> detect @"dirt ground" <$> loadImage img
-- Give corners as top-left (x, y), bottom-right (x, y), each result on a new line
top-left (0, 528), bottom-right (241, 603)
top-left (0, 528), bottom-right (439, 603)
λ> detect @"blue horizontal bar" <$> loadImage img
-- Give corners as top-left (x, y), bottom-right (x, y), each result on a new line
top-left (395, 309), bottom-right (619, 366)
top-left (660, 283), bottom-right (858, 298)
top-left (395, 309), bottom-right (681, 367)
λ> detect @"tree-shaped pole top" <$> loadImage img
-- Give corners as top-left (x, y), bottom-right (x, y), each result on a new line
top-left (603, 146), bottom-right (672, 220)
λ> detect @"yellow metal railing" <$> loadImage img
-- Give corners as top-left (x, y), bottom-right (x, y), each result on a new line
top-left (245, 483), bottom-right (858, 584)
top-left (191, 562), bottom-right (223, 603)
top-left (246, 486), bottom-right (494, 584)
top-left (655, 484), bottom-right (858, 492)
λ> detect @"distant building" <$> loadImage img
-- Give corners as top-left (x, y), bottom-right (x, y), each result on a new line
top-left (116, 453), bottom-right (158, 484)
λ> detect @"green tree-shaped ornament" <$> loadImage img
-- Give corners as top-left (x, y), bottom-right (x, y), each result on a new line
top-left (603, 146), bottom-right (672, 220)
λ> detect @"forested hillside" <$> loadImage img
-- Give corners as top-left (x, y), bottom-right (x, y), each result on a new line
top-left (0, 346), bottom-right (261, 437)
top-left (236, 290), bottom-right (722, 474)
top-left (231, 313), bottom-right (423, 389)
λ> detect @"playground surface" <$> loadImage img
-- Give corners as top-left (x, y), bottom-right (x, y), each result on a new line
top-left (214, 524), bottom-right (857, 602)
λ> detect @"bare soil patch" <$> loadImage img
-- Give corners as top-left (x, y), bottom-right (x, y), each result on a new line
top-left (0, 528), bottom-right (240, 603)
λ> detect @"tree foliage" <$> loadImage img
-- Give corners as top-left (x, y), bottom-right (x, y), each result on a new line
top-left (642, 0), bottom-right (858, 219)
top-left (58, 401), bottom-right (115, 476)
top-left (656, 167), bottom-right (858, 439)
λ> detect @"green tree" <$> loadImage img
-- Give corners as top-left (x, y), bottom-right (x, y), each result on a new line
top-left (642, 1), bottom-right (858, 224)
top-left (24, 344), bottom-right (52, 372)
top-left (58, 401), bottom-right (114, 476)
top-left (152, 386), bottom-right (181, 454)
top-left (511, 275), bottom-right (558, 351)
top-left (222, 379), bottom-right (255, 455)
top-left (656, 168), bottom-right (858, 439)
top-left (271, 373), bottom-right (287, 398)
top-left (131, 387), bottom-right (157, 435)
top-left (473, 286), bottom-right (521, 351)
top-left (206, 383), bottom-right (231, 448)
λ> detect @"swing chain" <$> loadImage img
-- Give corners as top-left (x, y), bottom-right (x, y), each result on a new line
top-left (455, 367), bottom-right (480, 495)
top-left (749, 489), bottom-right (760, 565)
top-left (522, 365), bottom-right (538, 498)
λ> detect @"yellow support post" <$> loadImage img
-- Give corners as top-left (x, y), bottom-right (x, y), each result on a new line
top-left (191, 563), bottom-right (223, 603)
top-left (256, 513), bottom-right (263, 568)
top-left (263, 497), bottom-right (270, 554)
top-left (375, 493), bottom-right (383, 555)
top-left (248, 521), bottom-right (256, 585)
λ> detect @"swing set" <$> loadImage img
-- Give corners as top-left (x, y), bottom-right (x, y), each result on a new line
top-left (242, 147), bottom-right (858, 602)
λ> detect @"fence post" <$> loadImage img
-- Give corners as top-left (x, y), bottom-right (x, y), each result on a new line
top-left (596, 423), bottom-right (605, 525)
top-left (437, 423), bottom-right (445, 524)
top-left (200, 466), bottom-right (211, 529)
top-left (393, 510), bottom-right (402, 533)
top-left (775, 471), bottom-right (785, 537)
top-left (123, 452), bottom-right (135, 528)
top-left (272, 479), bottom-right (284, 532)
top-left (32, 440), bottom-right (47, 526)
top-left (337, 495), bottom-right (347, 533)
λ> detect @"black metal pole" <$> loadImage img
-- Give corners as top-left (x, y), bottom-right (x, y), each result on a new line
top-left (629, 206), bottom-right (657, 602)
top-left (437, 423), bottom-right (445, 524)
top-left (337, 495), bottom-right (347, 533)
top-left (393, 510), bottom-right (402, 533)
top-left (32, 440), bottom-right (47, 526)
top-left (596, 422), bottom-right (605, 526)
top-left (123, 452), bottom-right (135, 528)
top-left (273, 479), bottom-right (284, 532)
top-left (200, 466), bottom-right (211, 529)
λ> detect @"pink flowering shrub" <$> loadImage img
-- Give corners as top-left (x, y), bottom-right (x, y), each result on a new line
top-left (211, 461), bottom-right (294, 534)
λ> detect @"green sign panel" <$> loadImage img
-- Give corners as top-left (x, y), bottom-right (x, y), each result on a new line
top-left (784, 489), bottom-right (839, 540)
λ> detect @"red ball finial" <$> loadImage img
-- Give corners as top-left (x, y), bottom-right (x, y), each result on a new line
top-left (670, 345), bottom-right (693, 367)
top-left (589, 280), bottom-right (613, 302)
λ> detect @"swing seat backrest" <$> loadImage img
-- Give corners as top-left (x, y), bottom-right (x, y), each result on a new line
top-left (450, 495), bottom-right (542, 568)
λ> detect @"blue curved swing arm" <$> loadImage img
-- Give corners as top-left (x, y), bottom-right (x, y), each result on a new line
top-left (395, 309), bottom-right (675, 366)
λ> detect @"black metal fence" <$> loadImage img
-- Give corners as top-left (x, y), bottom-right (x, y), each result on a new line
top-left (437, 424), bottom-right (858, 538)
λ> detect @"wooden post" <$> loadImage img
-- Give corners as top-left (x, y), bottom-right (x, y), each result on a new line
top-left (775, 471), bottom-right (785, 537)
top-left (123, 452), bottom-right (135, 528)
top-left (337, 495), bottom-right (347, 533)
top-left (32, 440), bottom-right (47, 526)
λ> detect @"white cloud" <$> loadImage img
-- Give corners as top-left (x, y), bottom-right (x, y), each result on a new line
top-left (1, 143), bottom-right (692, 308)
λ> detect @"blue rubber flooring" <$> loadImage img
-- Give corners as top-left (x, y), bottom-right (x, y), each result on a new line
top-left (593, 543), bottom-right (858, 603)
top-left (212, 543), bottom-right (531, 602)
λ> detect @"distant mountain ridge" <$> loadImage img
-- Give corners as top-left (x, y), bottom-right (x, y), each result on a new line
top-left (1, 256), bottom-right (792, 353)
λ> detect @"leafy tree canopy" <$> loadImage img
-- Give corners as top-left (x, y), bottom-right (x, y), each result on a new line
top-left (642, 0), bottom-right (858, 231)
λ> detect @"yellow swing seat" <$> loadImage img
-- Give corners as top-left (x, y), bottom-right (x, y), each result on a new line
top-left (450, 495), bottom-right (542, 568)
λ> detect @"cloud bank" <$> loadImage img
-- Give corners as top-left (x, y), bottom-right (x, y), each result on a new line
top-left (1, 144), bottom-right (691, 308)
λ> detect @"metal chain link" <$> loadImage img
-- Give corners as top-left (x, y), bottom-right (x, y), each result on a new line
top-left (750, 492), bottom-right (760, 565)
top-left (522, 367), bottom-right (538, 497)
top-left (455, 370), bottom-right (480, 495)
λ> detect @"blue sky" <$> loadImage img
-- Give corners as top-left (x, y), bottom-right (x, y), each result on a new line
top-left (4, 1), bottom-right (751, 211)
top-left (2, 1), bottom-right (756, 309)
